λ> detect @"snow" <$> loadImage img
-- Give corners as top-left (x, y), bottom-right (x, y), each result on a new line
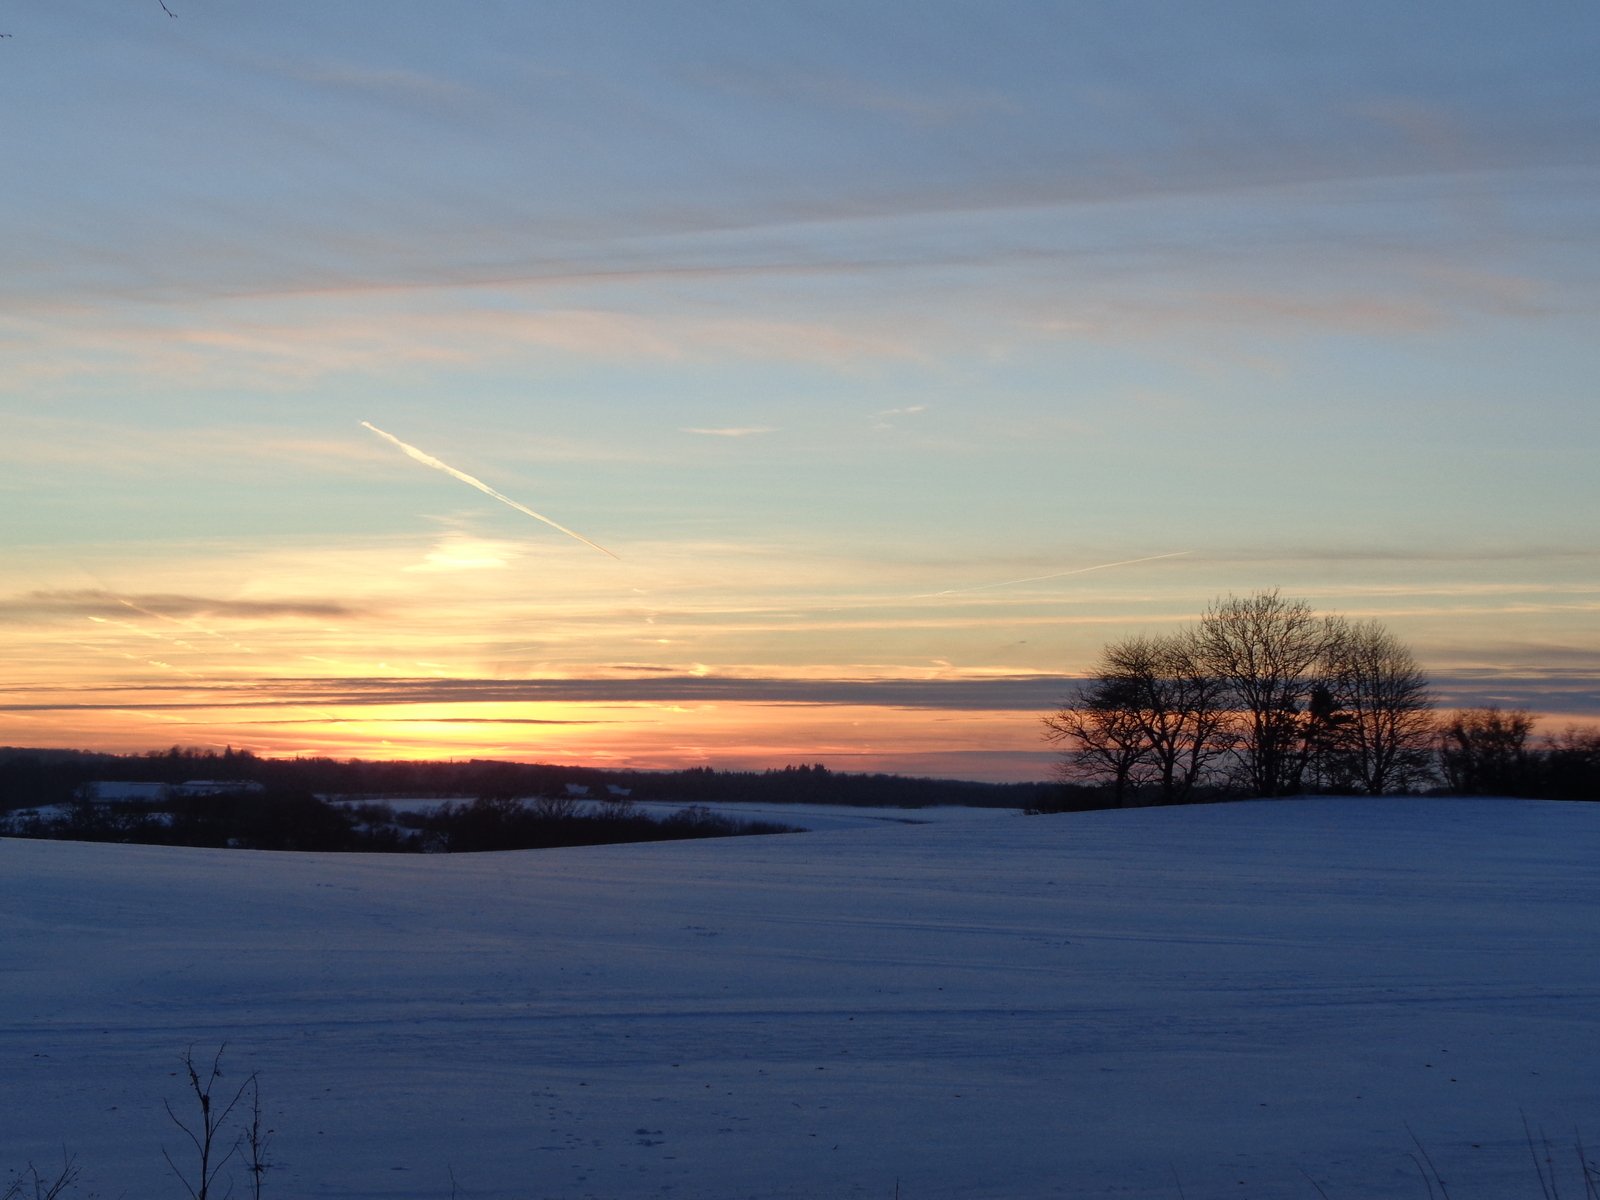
top-left (3, 797), bottom-right (1597, 1199)
top-left (624, 800), bottom-right (996, 831)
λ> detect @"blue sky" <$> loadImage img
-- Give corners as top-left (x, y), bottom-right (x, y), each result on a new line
top-left (2, 1), bottom-right (1597, 778)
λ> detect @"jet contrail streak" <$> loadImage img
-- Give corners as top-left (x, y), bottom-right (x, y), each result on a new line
top-left (918, 550), bottom-right (1192, 597)
top-left (361, 421), bottom-right (618, 559)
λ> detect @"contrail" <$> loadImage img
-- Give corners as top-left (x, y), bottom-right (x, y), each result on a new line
top-left (361, 421), bottom-right (618, 559)
top-left (917, 551), bottom-right (1192, 598)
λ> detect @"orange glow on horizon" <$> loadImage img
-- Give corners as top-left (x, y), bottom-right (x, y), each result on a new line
top-left (0, 696), bottom-right (1053, 780)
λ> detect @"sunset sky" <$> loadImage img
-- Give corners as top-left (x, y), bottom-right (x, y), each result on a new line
top-left (3, 2), bottom-right (1597, 781)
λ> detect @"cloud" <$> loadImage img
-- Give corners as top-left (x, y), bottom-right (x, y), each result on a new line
top-left (698, 65), bottom-right (1020, 126)
top-left (1199, 544), bottom-right (1600, 567)
top-left (287, 60), bottom-right (472, 104)
top-left (0, 673), bottom-right (1081, 714)
top-left (0, 413), bottom-right (385, 476)
top-left (1032, 288), bottom-right (1447, 340)
top-left (234, 716), bottom-right (610, 727)
top-left (20, 662), bottom-right (1600, 724)
top-left (403, 534), bottom-right (517, 573)
top-left (0, 590), bottom-right (365, 623)
top-left (681, 426), bottom-right (779, 438)
top-left (1432, 664), bottom-right (1600, 717)
top-left (403, 534), bottom-right (521, 576)
top-left (4, 299), bottom-right (922, 395)
top-left (870, 404), bottom-right (928, 429)
top-left (918, 552), bottom-right (1193, 598)
top-left (17, 666), bottom-right (1599, 728)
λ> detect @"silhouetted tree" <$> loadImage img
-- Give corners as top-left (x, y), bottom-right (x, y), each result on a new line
top-left (1541, 724), bottom-right (1600, 800)
top-left (1193, 590), bottom-right (1332, 797)
top-left (1043, 675), bottom-right (1151, 805)
top-left (1439, 707), bottom-right (1536, 795)
top-left (1050, 591), bottom-right (1436, 801)
top-left (1321, 618), bottom-right (1437, 794)
top-left (1045, 632), bottom-right (1232, 805)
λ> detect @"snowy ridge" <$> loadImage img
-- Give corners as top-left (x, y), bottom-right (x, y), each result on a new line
top-left (4, 797), bottom-right (1597, 1198)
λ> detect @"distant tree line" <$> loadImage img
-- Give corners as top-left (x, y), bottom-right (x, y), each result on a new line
top-left (0, 787), bottom-right (803, 854)
top-left (615, 763), bottom-right (1051, 809)
top-left (0, 748), bottom-right (1059, 852)
top-left (1043, 589), bottom-right (1600, 807)
top-left (0, 748), bottom-right (1054, 816)
top-left (1438, 706), bottom-right (1600, 801)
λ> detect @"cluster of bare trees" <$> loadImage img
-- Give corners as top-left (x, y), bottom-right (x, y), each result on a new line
top-left (1439, 707), bottom-right (1600, 799)
top-left (1045, 590), bottom-right (1436, 802)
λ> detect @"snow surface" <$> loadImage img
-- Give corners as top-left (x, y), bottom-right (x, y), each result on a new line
top-left (3, 797), bottom-right (1598, 1199)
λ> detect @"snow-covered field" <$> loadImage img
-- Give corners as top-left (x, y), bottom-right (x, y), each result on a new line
top-left (4, 797), bottom-right (1597, 1199)
top-left (326, 796), bottom-right (990, 832)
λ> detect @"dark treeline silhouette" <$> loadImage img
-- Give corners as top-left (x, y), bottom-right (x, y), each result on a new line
top-left (0, 747), bottom-right (1053, 813)
top-left (1439, 707), bottom-right (1600, 801)
top-left (618, 762), bottom-right (1050, 809)
top-left (0, 748), bottom-right (1059, 851)
top-left (419, 795), bottom-right (799, 853)
top-left (0, 781), bottom-right (806, 854)
top-left (0, 788), bottom-right (805, 854)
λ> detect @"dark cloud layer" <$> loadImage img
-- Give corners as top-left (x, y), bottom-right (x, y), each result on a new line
top-left (1, 673), bottom-right (1079, 713)
top-left (1, 590), bottom-right (365, 622)
top-left (7, 669), bottom-right (1599, 720)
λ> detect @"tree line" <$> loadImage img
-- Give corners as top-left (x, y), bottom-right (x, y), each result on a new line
top-left (0, 747), bottom-right (1054, 815)
top-left (0, 789), bottom-right (804, 854)
top-left (1437, 706), bottom-right (1600, 801)
top-left (1044, 589), bottom-right (1598, 806)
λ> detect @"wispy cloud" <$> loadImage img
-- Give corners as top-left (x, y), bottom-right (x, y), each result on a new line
top-left (402, 534), bottom-right (518, 573)
top-left (0, 590), bottom-right (364, 623)
top-left (15, 665), bottom-right (1600, 728)
top-left (681, 426), bottom-right (780, 438)
top-left (3, 301), bottom-right (922, 394)
top-left (870, 404), bottom-right (927, 429)
top-left (288, 60), bottom-right (472, 103)
top-left (19, 660), bottom-right (1600, 722)
top-left (1032, 289), bottom-right (1447, 340)
top-left (0, 414), bottom-right (383, 476)
top-left (0, 673), bottom-right (1080, 714)
top-left (235, 715), bottom-right (609, 727)
top-left (698, 65), bottom-right (1020, 126)
top-left (1432, 663), bottom-right (1600, 717)
top-left (918, 552), bottom-right (1193, 598)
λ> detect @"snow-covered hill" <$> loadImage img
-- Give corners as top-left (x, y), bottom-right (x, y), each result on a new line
top-left (4, 798), bottom-right (1597, 1199)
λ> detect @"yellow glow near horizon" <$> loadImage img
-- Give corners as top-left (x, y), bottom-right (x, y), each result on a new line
top-left (3, 522), bottom-right (1597, 782)
top-left (0, 694), bottom-right (1054, 780)
top-left (4, 5), bottom-right (1598, 783)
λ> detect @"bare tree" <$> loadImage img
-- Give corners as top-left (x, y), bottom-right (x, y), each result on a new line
top-left (1321, 618), bottom-right (1436, 794)
top-left (1130, 630), bottom-right (1234, 803)
top-left (1439, 706), bottom-right (1536, 795)
top-left (1049, 590), bottom-right (1440, 802)
top-left (1043, 675), bottom-right (1152, 805)
top-left (1045, 631), bottom-right (1233, 804)
top-left (531, 792), bottom-right (581, 821)
top-left (1543, 723), bottom-right (1600, 799)
top-left (1194, 590), bottom-right (1332, 797)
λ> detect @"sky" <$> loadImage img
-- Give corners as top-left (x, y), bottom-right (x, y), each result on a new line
top-left (2, 1), bottom-right (1597, 781)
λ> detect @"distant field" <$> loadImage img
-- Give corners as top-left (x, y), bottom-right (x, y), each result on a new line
top-left (325, 794), bottom-right (1011, 831)
top-left (4, 797), bottom-right (1597, 1199)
